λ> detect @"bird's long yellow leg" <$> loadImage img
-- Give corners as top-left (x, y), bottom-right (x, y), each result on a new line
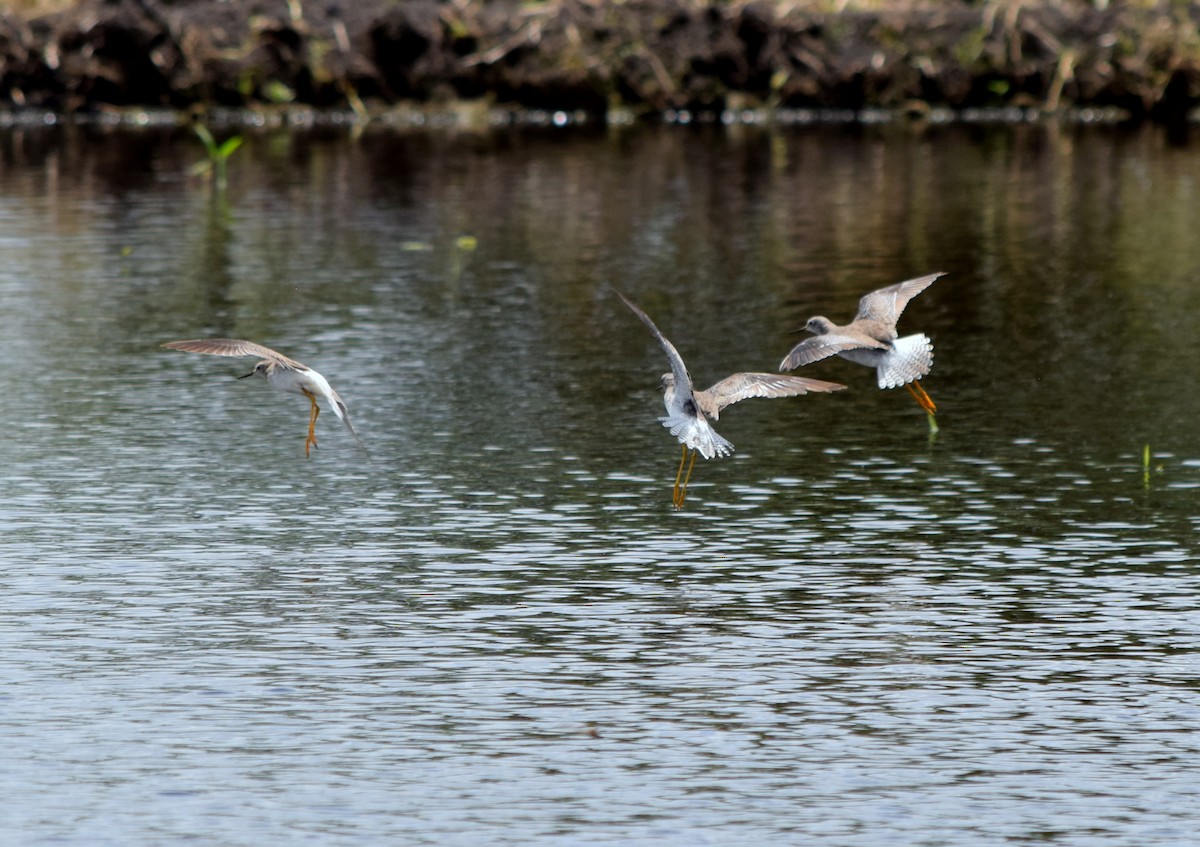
top-left (301, 388), bottom-right (320, 458)
top-left (905, 381), bottom-right (939, 435)
top-left (906, 380), bottom-right (937, 415)
top-left (681, 448), bottom-right (700, 508)
top-left (674, 448), bottom-right (698, 509)
top-left (672, 444), bottom-right (688, 507)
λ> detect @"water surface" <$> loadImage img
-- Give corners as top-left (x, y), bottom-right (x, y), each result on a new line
top-left (1, 121), bottom-right (1198, 846)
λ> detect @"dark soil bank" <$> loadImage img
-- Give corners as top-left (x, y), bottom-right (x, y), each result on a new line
top-left (3, 0), bottom-right (1200, 122)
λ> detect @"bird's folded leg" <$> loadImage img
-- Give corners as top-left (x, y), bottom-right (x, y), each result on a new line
top-left (302, 388), bottom-right (320, 458)
top-left (905, 380), bottom-right (937, 415)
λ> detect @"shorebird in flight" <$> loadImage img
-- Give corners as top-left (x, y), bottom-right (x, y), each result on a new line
top-left (162, 338), bottom-right (365, 458)
top-left (778, 272), bottom-right (944, 422)
top-left (618, 292), bottom-right (845, 507)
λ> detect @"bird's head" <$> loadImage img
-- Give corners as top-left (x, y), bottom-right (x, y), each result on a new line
top-left (659, 372), bottom-right (691, 399)
top-left (238, 360), bottom-right (271, 380)
top-left (804, 316), bottom-right (835, 336)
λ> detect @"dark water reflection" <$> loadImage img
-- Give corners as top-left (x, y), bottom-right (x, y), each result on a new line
top-left (2, 121), bottom-right (1198, 846)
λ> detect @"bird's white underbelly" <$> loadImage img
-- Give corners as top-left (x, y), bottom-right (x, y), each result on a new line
top-left (267, 367), bottom-right (314, 395)
top-left (267, 366), bottom-right (341, 414)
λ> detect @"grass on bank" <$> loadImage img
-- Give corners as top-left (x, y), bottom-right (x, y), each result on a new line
top-left (2, 0), bottom-right (1153, 18)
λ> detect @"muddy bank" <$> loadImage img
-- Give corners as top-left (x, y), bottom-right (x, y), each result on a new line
top-left (2, 0), bottom-right (1199, 123)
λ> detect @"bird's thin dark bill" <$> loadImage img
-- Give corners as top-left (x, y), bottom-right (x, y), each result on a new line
top-left (236, 371), bottom-right (256, 379)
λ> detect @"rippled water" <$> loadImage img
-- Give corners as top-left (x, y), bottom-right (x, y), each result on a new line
top-left (2, 121), bottom-right (1199, 846)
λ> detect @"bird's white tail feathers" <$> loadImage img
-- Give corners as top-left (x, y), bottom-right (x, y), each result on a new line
top-left (322, 387), bottom-right (368, 457)
top-left (335, 401), bottom-right (368, 456)
top-left (659, 414), bottom-right (734, 459)
top-left (877, 334), bottom-right (934, 389)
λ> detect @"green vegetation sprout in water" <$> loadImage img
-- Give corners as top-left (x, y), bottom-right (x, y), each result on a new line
top-left (191, 123), bottom-right (244, 187)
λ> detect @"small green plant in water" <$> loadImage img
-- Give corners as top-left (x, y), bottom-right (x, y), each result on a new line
top-left (1141, 444), bottom-right (1167, 489)
top-left (449, 234), bottom-right (478, 284)
top-left (191, 123), bottom-right (243, 186)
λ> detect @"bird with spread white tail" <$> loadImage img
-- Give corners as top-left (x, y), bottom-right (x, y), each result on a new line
top-left (778, 272), bottom-right (944, 423)
top-left (618, 292), bottom-right (845, 507)
top-left (162, 338), bottom-right (365, 458)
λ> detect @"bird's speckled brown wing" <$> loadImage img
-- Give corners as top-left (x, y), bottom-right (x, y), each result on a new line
top-left (778, 331), bottom-right (887, 371)
top-left (853, 272), bottom-right (944, 326)
top-left (162, 339), bottom-right (306, 369)
top-left (615, 292), bottom-right (692, 396)
top-left (697, 372), bottom-right (847, 419)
